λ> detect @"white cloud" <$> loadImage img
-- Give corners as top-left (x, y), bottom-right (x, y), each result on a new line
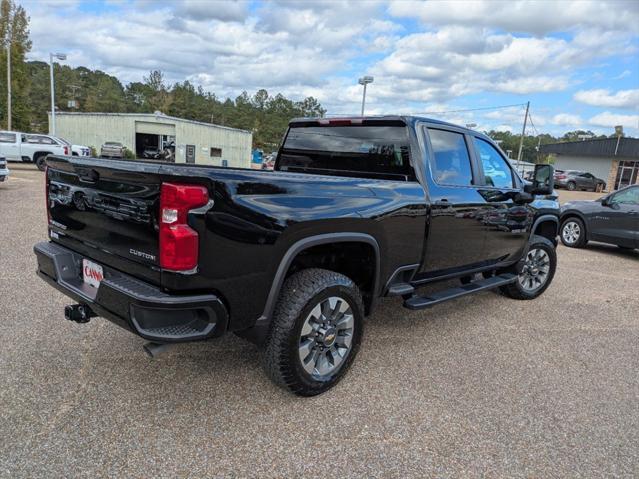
top-left (574, 89), bottom-right (639, 109)
top-left (18, 0), bottom-right (639, 136)
top-left (551, 113), bottom-right (584, 126)
top-left (588, 112), bottom-right (639, 129)
top-left (173, 0), bottom-right (249, 22)
top-left (388, 0), bottom-right (639, 35)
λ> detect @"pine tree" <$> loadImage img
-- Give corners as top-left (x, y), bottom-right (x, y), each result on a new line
top-left (0, 0), bottom-right (32, 130)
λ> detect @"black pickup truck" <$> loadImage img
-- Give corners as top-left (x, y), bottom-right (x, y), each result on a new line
top-left (35, 116), bottom-right (559, 396)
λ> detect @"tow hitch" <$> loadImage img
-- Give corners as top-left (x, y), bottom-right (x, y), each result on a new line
top-left (64, 304), bottom-right (96, 323)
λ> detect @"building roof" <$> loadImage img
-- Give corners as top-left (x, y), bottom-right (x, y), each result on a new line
top-left (51, 111), bottom-right (252, 135)
top-left (539, 137), bottom-right (639, 158)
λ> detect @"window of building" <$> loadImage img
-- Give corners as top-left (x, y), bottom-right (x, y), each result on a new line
top-left (210, 147), bottom-right (222, 158)
top-left (473, 137), bottom-right (514, 188)
top-left (428, 129), bottom-right (473, 186)
top-left (614, 160), bottom-right (639, 190)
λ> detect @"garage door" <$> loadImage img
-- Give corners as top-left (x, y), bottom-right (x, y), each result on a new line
top-left (135, 121), bottom-right (176, 136)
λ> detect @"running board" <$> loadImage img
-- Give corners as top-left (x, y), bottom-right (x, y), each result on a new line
top-left (403, 273), bottom-right (517, 310)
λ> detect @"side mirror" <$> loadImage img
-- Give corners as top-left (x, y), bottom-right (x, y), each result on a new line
top-left (524, 164), bottom-right (554, 195)
top-left (601, 196), bottom-right (613, 207)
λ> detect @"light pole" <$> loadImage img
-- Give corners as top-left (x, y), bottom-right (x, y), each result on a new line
top-left (358, 76), bottom-right (374, 116)
top-left (6, 40), bottom-right (11, 130)
top-left (49, 52), bottom-right (67, 136)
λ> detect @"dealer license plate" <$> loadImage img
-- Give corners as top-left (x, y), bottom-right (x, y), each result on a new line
top-left (82, 259), bottom-right (103, 289)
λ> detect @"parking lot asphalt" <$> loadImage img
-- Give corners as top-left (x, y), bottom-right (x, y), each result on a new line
top-left (1, 164), bottom-right (638, 478)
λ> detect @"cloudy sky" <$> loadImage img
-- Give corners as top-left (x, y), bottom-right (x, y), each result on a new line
top-left (22, 0), bottom-right (639, 136)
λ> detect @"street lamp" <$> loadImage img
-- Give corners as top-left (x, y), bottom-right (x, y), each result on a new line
top-left (358, 76), bottom-right (374, 116)
top-left (49, 52), bottom-right (67, 136)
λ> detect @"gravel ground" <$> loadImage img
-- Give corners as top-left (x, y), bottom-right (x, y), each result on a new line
top-left (1, 165), bottom-right (638, 478)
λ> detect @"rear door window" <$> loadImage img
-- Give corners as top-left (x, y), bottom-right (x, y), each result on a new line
top-left (278, 124), bottom-right (413, 180)
top-left (0, 132), bottom-right (16, 143)
top-left (427, 129), bottom-right (473, 186)
top-left (472, 137), bottom-right (514, 188)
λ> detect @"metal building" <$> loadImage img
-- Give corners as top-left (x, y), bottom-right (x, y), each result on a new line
top-left (48, 112), bottom-right (253, 168)
top-left (540, 137), bottom-right (639, 191)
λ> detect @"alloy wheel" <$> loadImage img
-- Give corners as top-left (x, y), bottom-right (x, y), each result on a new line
top-left (518, 248), bottom-right (551, 293)
top-left (562, 221), bottom-right (581, 245)
top-left (298, 296), bottom-right (354, 379)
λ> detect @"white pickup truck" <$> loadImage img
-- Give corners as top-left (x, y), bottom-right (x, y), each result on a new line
top-left (0, 131), bottom-right (90, 171)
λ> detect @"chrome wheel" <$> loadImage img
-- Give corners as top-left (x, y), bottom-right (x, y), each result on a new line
top-left (298, 296), bottom-right (354, 379)
top-left (562, 221), bottom-right (581, 245)
top-left (518, 248), bottom-right (551, 293)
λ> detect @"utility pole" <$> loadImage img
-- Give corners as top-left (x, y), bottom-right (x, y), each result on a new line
top-left (358, 76), bottom-right (374, 116)
top-left (6, 41), bottom-right (11, 130)
top-left (49, 52), bottom-right (67, 136)
top-left (516, 101), bottom-right (530, 168)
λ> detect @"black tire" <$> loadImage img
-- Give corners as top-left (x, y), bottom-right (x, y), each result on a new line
top-left (500, 236), bottom-right (557, 300)
top-left (567, 181), bottom-right (577, 191)
top-left (262, 268), bottom-right (364, 396)
top-left (560, 217), bottom-right (587, 248)
top-left (34, 154), bottom-right (47, 171)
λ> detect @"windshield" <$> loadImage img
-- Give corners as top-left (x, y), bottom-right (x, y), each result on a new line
top-left (278, 124), bottom-right (413, 180)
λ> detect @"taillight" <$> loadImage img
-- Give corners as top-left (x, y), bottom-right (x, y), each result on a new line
top-left (64, 146), bottom-right (69, 155)
top-left (159, 183), bottom-right (208, 271)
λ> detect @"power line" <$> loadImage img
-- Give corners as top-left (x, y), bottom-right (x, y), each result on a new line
top-left (412, 102), bottom-right (527, 115)
top-left (325, 102), bottom-right (528, 118)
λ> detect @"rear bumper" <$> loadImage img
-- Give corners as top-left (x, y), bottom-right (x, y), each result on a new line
top-left (34, 241), bottom-right (228, 342)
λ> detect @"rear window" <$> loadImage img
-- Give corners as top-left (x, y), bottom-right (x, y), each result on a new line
top-left (277, 124), bottom-right (413, 180)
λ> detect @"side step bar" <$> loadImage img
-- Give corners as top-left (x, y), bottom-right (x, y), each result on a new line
top-left (404, 273), bottom-right (517, 310)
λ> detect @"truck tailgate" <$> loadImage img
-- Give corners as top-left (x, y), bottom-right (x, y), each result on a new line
top-left (46, 156), bottom-right (168, 286)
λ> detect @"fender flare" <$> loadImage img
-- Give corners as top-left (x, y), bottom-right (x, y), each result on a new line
top-left (256, 233), bottom-right (381, 325)
top-left (531, 214), bottom-right (559, 240)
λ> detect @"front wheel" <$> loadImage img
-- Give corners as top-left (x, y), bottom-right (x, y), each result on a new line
top-left (500, 238), bottom-right (557, 300)
top-left (263, 268), bottom-right (364, 396)
top-left (560, 217), bottom-right (587, 248)
top-left (567, 181), bottom-right (577, 191)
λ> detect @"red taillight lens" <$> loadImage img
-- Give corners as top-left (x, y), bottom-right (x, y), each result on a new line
top-left (64, 146), bottom-right (69, 155)
top-left (159, 183), bottom-right (208, 271)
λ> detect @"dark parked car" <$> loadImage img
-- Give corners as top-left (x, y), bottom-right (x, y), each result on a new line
top-left (555, 170), bottom-right (606, 191)
top-left (560, 185), bottom-right (639, 250)
top-left (35, 116), bottom-right (560, 396)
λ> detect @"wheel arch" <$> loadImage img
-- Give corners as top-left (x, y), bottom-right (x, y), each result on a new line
top-left (531, 215), bottom-right (559, 245)
top-left (259, 233), bottom-right (381, 324)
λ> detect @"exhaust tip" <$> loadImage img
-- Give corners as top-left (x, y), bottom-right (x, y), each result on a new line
top-left (143, 342), bottom-right (171, 358)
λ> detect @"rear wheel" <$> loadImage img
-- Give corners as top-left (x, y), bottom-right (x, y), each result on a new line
top-left (567, 181), bottom-right (577, 191)
top-left (500, 238), bottom-right (556, 300)
top-left (34, 153), bottom-right (48, 171)
top-left (263, 268), bottom-right (364, 396)
top-left (560, 217), bottom-right (587, 248)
